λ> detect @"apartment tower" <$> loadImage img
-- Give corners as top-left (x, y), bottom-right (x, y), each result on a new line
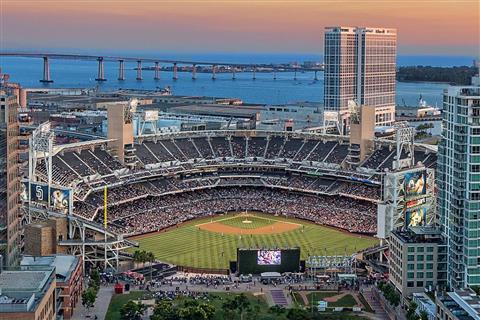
top-left (0, 90), bottom-right (21, 267)
top-left (437, 83), bottom-right (480, 289)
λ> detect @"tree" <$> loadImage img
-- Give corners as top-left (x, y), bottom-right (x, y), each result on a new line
top-left (234, 293), bottom-right (250, 320)
top-left (198, 303), bottom-right (215, 320)
top-left (90, 269), bottom-right (101, 291)
top-left (406, 301), bottom-right (419, 320)
top-left (146, 251), bottom-right (155, 280)
top-left (419, 310), bottom-right (429, 320)
top-left (221, 298), bottom-right (237, 319)
top-left (150, 300), bottom-right (176, 320)
top-left (81, 287), bottom-right (97, 312)
top-left (120, 300), bottom-right (147, 320)
top-left (178, 305), bottom-right (208, 320)
top-left (268, 305), bottom-right (286, 315)
top-left (286, 308), bottom-right (310, 320)
top-left (378, 282), bottom-right (400, 307)
top-left (133, 250), bottom-right (148, 268)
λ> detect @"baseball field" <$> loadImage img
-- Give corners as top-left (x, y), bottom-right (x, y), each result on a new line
top-left (129, 212), bottom-right (378, 269)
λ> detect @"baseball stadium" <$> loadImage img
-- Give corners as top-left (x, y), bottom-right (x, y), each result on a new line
top-left (25, 114), bottom-right (437, 272)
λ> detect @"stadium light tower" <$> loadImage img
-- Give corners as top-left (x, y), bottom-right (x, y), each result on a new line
top-left (28, 122), bottom-right (55, 221)
top-left (393, 121), bottom-right (415, 170)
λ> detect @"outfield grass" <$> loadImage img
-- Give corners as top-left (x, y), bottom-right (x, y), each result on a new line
top-left (130, 212), bottom-right (378, 269)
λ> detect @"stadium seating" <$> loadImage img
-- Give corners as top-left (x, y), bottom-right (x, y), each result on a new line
top-left (31, 131), bottom-right (435, 237)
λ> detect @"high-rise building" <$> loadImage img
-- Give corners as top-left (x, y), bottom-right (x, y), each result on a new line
top-left (437, 84), bottom-right (480, 289)
top-left (324, 26), bottom-right (397, 127)
top-left (0, 91), bottom-right (21, 267)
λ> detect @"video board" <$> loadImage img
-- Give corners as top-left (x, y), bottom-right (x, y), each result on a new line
top-left (404, 171), bottom-right (427, 200)
top-left (21, 181), bottom-right (72, 214)
top-left (257, 250), bottom-right (281, 265)
top-left (237, 248), bottom-right (300, 274)
top-left (405, 207), bottom-right (427, 228)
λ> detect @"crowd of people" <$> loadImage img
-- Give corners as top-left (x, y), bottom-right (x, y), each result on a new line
top-left (74, 173), bottom-right (381, 221)
top-left (153, 290), bottom-right (210, 301)
top-left (102, 187), bottom-right (377, 236)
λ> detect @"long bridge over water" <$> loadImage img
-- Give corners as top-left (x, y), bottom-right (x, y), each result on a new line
top-left (0, 52), bottom-right (324, 83)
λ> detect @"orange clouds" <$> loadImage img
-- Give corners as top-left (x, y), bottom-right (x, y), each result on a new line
top-left (2, 0), bottom-right (479, 54)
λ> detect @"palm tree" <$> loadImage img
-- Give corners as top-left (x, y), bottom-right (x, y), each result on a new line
top-left (147, 251), bottom-right (155, 280)
top-left (132, 250), bottom-right (142, 268)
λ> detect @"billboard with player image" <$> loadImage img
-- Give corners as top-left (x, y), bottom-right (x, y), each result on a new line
top-left (404, 171), bottom-right (426, 200)
top-left (257, 250), bottom-right (281, 265)
top-left (21, 180), bottom-right (72, 214)
top-left (50, 188), bottom-right (71, 214)
top-left (405, 207), bottom-right (427, 228)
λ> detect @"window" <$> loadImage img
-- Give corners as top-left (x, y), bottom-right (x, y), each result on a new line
top-left (417, 263), bottom-right (424, 270)
top-left (408, 247), bottom-right (415, 253)
top-left (408, 255), bottom-right (415, 261)
top-left (426, 272), bottom-right (433, 278)
top-left (426, 263), bottom-right (433, 270)
top-left (417, 255), bottom-right (424, 261)
top-left (416, 281), bottom-right (424, 287)
top-left (407, 281), bottom-right (414, 288)
top-left (408, 272), bottom-right (415, 279)
top-left (417, 247), bottom-right (424, 253)
top-left (426, 255), bottom-right (433, 261)
top-left (407, 264), bottom-right (415, 270)
top-left (417, 272), bottom-right (424, 278)
top-left (426, 247), bottom-right (434, 252)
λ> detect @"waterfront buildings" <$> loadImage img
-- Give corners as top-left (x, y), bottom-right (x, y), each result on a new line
top-left (324, 26), bottom-right (397, 127)
top-left (437, 84), bottom-right (480, 289)
top-left (21, 255), bottom-right (83, 319)
top-left (0, 90), bottom-right (21, 267)
top-left (0, 266), bottom-right (57, 320)
top-left (436, 289), bottom-right (480, 320)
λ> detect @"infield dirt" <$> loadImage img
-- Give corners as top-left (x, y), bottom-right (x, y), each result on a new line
top-left (197, 220), bottom-right (301, 235)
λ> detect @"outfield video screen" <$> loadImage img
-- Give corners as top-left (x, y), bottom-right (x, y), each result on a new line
top-left (405, 207), bottom-right (427, 228)
top-left (257, 250), bottom-right (281, 265)
top-left (404, 171), bottom-right (427, 200)
top-left (237, 248), bottom-right (300, 274)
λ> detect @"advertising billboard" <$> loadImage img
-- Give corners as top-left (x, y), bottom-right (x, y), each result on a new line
top-left (405, 207), bottom-right (427, 228)
top-left (21, 181), bottom-right (72, 214)
top-left (404, 171), bottom-right (426, 200)
top-left (144, 110), bottom-right (159, 122)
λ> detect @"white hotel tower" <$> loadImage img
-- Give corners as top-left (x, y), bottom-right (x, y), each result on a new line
top-left (324, 26), bottom-right (397, 127)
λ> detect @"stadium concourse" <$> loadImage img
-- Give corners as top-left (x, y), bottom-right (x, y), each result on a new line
top-left (35, 131), bottom-right (437, 237)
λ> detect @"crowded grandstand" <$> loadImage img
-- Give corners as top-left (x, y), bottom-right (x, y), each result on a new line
top-left (31, 131), bottom-right (437, 236)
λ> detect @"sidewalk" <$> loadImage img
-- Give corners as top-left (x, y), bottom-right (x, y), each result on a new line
top-left (72, 286), bottom-right (114, 320)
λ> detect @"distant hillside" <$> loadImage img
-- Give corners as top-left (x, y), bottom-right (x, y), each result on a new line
top-left (397, 66), bottom-right (477, 85)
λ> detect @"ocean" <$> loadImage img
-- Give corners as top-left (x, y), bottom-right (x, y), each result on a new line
top-left (0, 54), bottom-right (474, 106)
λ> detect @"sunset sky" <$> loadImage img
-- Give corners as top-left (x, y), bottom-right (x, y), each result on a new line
top-left (1, 0), bottom-right (479, 56)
